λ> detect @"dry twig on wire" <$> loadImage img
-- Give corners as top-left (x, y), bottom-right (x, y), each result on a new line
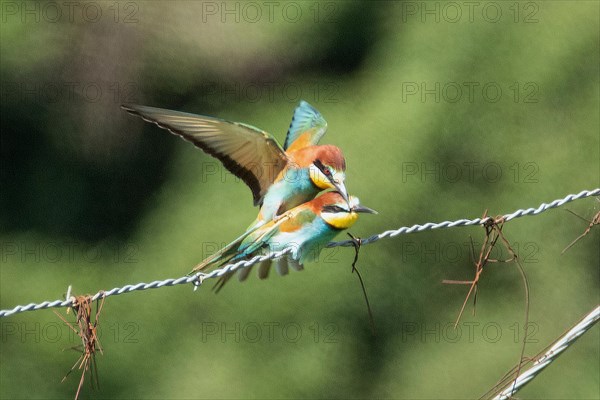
top-left (562, 206), bottom-right (600, 254)
top-left (442, 211), bottom-right (516, 327)
top-left (53, 293), bottom-right (105, 400)
top-left (443, 212), bottom-right (531, 396)
top-left (347, 233), bottom-right (376, 336)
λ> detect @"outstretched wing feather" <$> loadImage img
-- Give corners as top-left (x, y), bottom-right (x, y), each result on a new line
top-left (122, 104), bottom-right (288, 205)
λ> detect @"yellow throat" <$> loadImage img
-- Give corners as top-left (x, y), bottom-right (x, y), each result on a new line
top-left (309, 164), bottom-right (334, 190)
top-left (321, 211), bottom-right (358, 230)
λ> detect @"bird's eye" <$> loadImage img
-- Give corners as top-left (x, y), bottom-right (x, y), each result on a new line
top-left (314, 160), bottom-right (333, 177)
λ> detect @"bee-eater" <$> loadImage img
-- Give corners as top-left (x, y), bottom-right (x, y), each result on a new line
top-left (121, 101), bottom-right (349, 233)
top-left (191, 191), bottom-right (377, 291)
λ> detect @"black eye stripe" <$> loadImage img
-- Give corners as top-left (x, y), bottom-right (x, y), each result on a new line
top-left (314, 159), bottom-right (332, 176)
top-left (323, 205), bottom-right (347, 213)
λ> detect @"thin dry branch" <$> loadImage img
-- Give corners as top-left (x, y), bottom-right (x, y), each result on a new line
top-left (54, 293), bottom-right (105, 400)
top-left (562, 207), bottom-right (600, 254)
top-left (443, 212), bottom-right (531, 396)
top-left (347, 233), bottom-right (376, 336)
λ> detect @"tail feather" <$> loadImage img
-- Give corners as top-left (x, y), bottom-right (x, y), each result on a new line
top-left (192, 212), bottom-right (298, 291)
top-left (275, 257), bottom-right (289, 276)
top-left (190, 223), bottom-right (263, 274)
top-left (237, 265), bottom-right (253, 281)
top-left (257, 260), bottom-right (271, 279)
top-left (213, 273), bottom-right (233, 293)
top-left (288, 258), bottom-right (304, 272)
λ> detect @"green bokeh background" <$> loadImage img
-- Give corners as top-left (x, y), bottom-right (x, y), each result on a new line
top-left (1, 1), bottom-right (598, 398)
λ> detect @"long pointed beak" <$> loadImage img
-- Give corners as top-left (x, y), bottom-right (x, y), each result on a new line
top-left (353, 205), bottom-right (378, 214)
top-left (331, 180), bottom-right (350, 205)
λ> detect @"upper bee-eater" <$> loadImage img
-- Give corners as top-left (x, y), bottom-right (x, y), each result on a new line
top-left (121, 101), bottom-right (349, 233)
top-left (191, 191), bottom-right (377, 291)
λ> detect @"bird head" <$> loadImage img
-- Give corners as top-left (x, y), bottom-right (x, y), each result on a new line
top-left (318, 192), bottom-right (377, 230)
top-left (308, 145), bottom-right (349, 203)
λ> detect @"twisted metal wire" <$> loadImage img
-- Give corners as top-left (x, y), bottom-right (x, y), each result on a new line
top-left (489, 306), bottom-right (600, 400)
top-left (0, 248), bottom-right (291, 318)
top-left (329, 188), bottom-right (600, 247)
top-left (1, 188), bottom-right (598, 318)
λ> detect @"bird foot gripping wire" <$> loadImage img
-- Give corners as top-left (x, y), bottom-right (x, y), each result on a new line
top-left (191, 273), bottom-right (208, 292)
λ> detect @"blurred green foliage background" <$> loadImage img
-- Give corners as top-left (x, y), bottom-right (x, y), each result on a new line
top-left (1, 1), bottom-right (598, 398)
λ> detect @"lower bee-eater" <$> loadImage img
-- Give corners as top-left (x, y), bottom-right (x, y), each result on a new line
top-left (191, 191), bottom-right (377, 291)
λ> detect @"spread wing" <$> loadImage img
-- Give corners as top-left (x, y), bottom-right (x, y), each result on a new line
top-left (283, 101), bottom-right (328, 151)
top-left (122, 104), bottom-right (289, 205)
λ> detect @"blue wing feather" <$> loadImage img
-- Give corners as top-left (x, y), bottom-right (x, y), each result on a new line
top-left (283, 101), bottom-right (328, 150)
